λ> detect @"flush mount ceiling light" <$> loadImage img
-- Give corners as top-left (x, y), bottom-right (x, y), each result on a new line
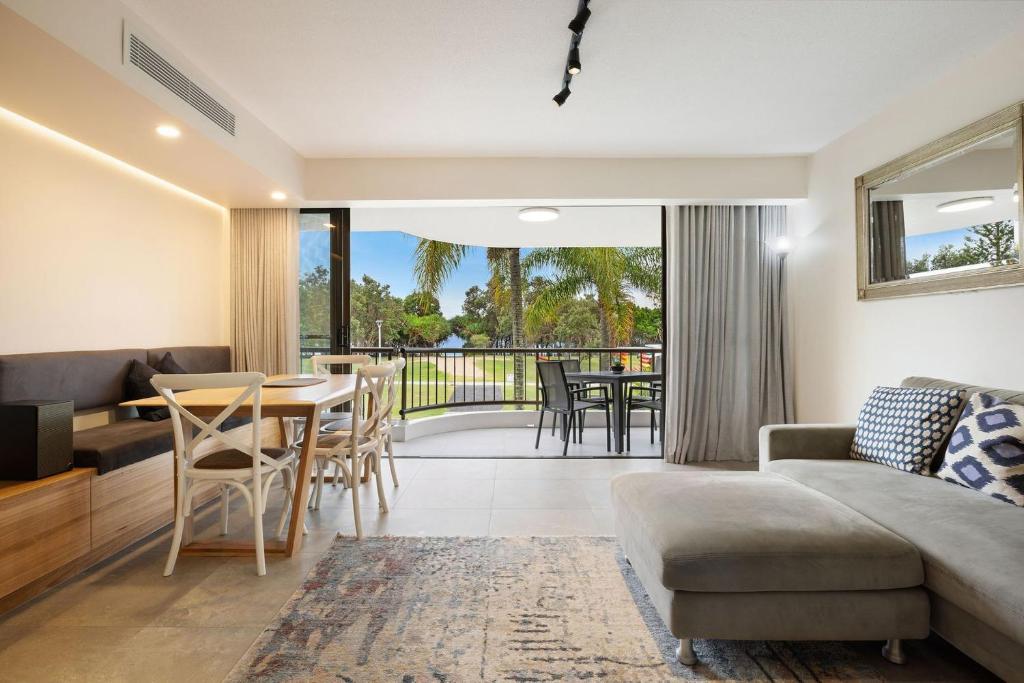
top-left (936, 196), bottom-right (995, 213)
top-left (552, 0), bottom-right (591, 107)
top-left (270, 190), bottom-right (287, 201)
top-left (155, 124), bottom-right (181, 138)
top-left (518, 207), bottom-right (560, 223)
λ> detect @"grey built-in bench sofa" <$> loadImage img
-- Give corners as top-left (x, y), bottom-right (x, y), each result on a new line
top-left (0, 346), bottom-right (275, 612)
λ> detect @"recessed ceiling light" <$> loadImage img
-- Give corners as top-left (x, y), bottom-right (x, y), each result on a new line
top-left (518, 207), bottom-right (560, 223)
top-left (936, 196), bottom-right (994, 213)
top-left (270, 191), bottom-right (287, 201)
top-left (155, 124), bottom-right (181, 139)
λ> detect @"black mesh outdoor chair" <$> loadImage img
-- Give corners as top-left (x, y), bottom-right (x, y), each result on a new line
top-left (627, 353), bottom-right (663, 449)
top-left (535, 360), bottom-right (611, 455)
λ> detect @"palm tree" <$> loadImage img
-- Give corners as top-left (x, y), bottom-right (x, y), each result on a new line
top-left (413, 240), bottom-right (526, 403)
top-left (523, 247), bottom-right (661, 350)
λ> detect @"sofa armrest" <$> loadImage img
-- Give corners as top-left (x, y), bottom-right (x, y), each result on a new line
top-left (758, 423), bottom-right (856, 471)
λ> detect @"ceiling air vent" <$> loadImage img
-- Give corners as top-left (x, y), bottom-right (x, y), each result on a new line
top-left (126, 32), bottom-right (236, 136)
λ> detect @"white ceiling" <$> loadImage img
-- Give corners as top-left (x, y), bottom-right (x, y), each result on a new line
top-left (120, 0), bottom-right (1024, 158)
top-left (348, 206), bottom-right (662, 247)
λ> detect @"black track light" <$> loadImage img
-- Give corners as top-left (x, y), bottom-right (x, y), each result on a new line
top-left (567, 47), bottom-right (581, 75)
top-left (568, 6), bottom-right (591, 34)
top-left (553, 86), bottom-right (571, 107)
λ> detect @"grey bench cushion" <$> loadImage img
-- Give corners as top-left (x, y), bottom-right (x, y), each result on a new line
top-left (767, 458), bottom-right (1024, 645)
top-left (611, 471), bottom-right (923, 593)
top-left (73, 418), bottom-right (174, 474)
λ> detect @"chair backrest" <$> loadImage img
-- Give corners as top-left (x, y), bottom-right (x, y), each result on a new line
top-left (311, 354), bottom-right (373, 377)
top-left (151, 372), bottom-right (277, 472)
top-left (350, 362), bottom-right (398, 441)
top-left (654, 354), bottom-right (662, 374)
top-left (380, 358), bottom-right (405, 423)
top-left (560, 358), bottom-right (581, 374)
top-left (536, 361), bottom-right (571, 410)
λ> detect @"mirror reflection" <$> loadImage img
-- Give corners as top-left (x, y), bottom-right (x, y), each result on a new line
top-left (868, 128), bottom-right (1022, 284)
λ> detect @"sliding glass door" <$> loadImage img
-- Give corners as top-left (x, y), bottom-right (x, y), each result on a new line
top-left (298, 208), bottom-right (350, 371)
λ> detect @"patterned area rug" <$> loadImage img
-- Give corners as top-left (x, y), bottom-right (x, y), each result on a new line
top-left (228, 536), bottom-right (884, 682)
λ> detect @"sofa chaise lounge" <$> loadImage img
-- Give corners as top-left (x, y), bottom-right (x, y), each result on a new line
top-left (611, 376), bottom-right (1023, 680)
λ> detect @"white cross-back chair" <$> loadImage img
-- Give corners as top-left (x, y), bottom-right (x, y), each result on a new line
top-left (296, 354), bottom-right (374, 491)
top-left (308, 362), bottom-right (397, 537)
top-left (152, 372), bottom-right (298, 577)
top-left (378, 356), bottom-right (405, 487)
top-left (308, 357), bottom-right (402, 508)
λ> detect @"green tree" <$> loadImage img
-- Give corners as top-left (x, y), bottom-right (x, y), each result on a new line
top-left (414, 241), bottom-right (526, 403)
top-left (349, 275), bottom-right (407, 346)
top-left (523, 247), bottom-right (661, 350)
top-left (403, 291), bottom-right (442, 316)
top-left (404, 313), bottom-right (451, 346)
top-left (965, 220), bottom-right (1019, 266)
top-left (299, 265), bottom-right (330, 339)
top-left (466, 333), bottom-right (491, 348)
top-left (631, 307), bottom-right (662, 345)
top-left (906, 253), bottom-right (931, 275)
top-left (930, 243), bottom-right (978, 271)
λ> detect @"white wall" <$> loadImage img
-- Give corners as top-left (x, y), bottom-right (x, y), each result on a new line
top-left (789, 25), bottom-right (1024, 422)
top-left (0, 108), bottom-right (229, 354)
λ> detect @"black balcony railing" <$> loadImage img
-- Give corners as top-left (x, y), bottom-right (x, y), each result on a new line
top-left (300, 335), bottom-right (660, 419)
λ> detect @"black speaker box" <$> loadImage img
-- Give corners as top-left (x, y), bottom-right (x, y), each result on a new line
top-left (0, 400), bottom-right (74, 480)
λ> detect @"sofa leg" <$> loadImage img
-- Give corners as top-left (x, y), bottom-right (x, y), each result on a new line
top-left (882, 639), bottom-right (906, 665)
top-left (676, 638), bottom-right (697, 666)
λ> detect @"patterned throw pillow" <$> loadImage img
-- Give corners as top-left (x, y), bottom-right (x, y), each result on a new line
top-left (936, 392), bottom-right (1024, 506)
top-left (851, 386), bottom-right (965, 474)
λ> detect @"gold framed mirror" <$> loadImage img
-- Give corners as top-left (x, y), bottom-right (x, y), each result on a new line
top-left (856, 103), bottom-right (1024, 300)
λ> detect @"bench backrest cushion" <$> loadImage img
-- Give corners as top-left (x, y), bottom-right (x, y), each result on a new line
top-left (146, 346), bottom-right (230, 374)
top-left (0, 349), bottom-right (146, 411)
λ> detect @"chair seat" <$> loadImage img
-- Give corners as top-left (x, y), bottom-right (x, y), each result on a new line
top-left (315, 432), bottom-right (376, 449)
top-left (631, 398), bottom-right (662, 410)
top-left (321, 413), bottom-right (353, 432)
top-left (192, 447), bottom-right (290, 470)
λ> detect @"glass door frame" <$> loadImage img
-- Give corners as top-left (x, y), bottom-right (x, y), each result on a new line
top-left (300, 207), bottom-right (351, 355)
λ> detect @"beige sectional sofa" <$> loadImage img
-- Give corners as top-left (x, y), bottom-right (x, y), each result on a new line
top-left (612, 376), bottom-right (1023, 680)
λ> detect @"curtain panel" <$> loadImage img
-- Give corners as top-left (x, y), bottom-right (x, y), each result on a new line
top-left (663, 205), bottom-right (793, 463)
top-left (230, 208), bottom-right (299, 375)
top-left (869, 200), bottom-right (907, 282)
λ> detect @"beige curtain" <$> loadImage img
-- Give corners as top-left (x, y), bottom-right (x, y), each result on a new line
top-left (230, 209), bottom-right (299, 374)
top-left (663, 205), bottom-right (793, 464)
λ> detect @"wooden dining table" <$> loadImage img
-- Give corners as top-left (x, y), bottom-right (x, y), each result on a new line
top-left (122, 373), bottom-right (357, 558)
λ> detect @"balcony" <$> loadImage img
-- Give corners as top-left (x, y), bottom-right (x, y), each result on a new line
top-left (300, 337), bottom-right (663, 458)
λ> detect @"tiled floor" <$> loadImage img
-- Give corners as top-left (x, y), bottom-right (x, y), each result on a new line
top-left (0, 456), bottom-right (992, 682)
top-left (0, 456), bottom-right (706, 682)
top-left (398, 425), bottom-right (664, 457)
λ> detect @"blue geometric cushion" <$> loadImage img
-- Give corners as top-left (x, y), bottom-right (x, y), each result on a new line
top-left (850, 386), bottom-right (965, 475)
top-left (936, 392), bottom-right (1024, 506)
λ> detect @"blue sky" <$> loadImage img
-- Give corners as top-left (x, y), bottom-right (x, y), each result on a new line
top-left (301, 230), bottom-right (543, 317)
top-left (904, 227), bottom-right (971, 260)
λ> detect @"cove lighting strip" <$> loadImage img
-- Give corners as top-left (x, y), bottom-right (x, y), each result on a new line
top-left (0, 105), bottom-right (224, 211)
